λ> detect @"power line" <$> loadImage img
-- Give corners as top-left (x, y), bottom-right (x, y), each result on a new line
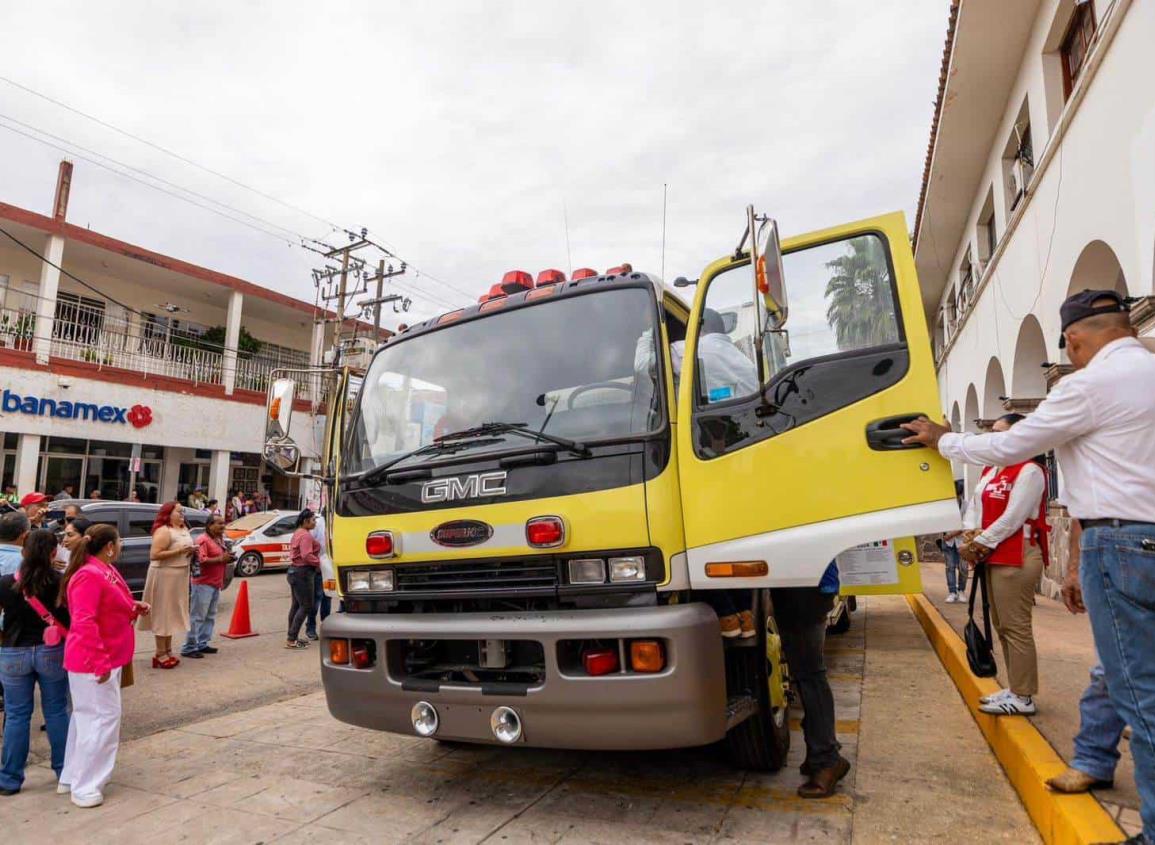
top-left (0, 74), bottom-right (345, 235)
top-left (0, 118), bottom-right (302, 248)
top-left (0, 85), bottom-right (474, 311)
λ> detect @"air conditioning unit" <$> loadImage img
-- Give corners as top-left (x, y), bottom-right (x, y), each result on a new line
top-left (1008, 157), bottom-right (1032, 207)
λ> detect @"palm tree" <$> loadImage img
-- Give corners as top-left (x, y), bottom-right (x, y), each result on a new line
top-left (824, 237), bottom-right (898, 350)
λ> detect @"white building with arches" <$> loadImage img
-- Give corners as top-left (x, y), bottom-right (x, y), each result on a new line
top-left (914, 0), bottom-right (1155, 593)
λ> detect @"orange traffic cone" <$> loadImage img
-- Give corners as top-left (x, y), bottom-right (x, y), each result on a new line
top-left (221, 580), bottom-right (258, 639)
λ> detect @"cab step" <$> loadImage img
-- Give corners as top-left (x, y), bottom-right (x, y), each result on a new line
top-left (725, 694), bottom-right (759, 730)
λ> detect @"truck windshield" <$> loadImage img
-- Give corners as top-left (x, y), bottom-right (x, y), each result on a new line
top-left (344, 287), bottom-right (664, 476)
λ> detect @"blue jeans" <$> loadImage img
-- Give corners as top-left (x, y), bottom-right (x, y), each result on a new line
top-left (1073, 661), bottom-right (1126, 782)
top-left (944, 544), bottom-right (967, 594)
top-left (0, 644), bottom-right (70, 790)
top-left (1080, 523), bottom-right (1155, 842)
top-left (305, 569), bottom-right (331, 637)
top-left (182, 583), bottom-right (221, 654)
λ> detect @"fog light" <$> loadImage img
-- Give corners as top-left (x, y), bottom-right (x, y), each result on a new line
top-left (369, 570), bottom-right (395, 591)
top-left (582, 648), bottom-right (619, 676)
top-left (351, 639), bottom-right (375, 669)
top-left (608, 555), bottom-right (646, 582)
top-left (347, 570), bottom-right (371, 592)
top-left (490, 706), bottom-right (522, 744)
top-left (568, 558), bottom-right (605, 584)
top-left (630, 640), bottom-right (665, 673)
top-left (328, 638), bottom-right (349, 665)
top-left (411, 701), bottom-right (438, 737)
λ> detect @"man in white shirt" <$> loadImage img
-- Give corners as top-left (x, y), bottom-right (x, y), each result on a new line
top-left (902, 289), bottom-right (1155, 845)
top-left (634, 309), bottom-right (759, 402)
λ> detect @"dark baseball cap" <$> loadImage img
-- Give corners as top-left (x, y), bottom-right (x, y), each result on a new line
top-left (1058, 289), bottom-right (1129, 348)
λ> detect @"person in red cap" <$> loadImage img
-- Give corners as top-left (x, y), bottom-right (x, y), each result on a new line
top-left (18, 493), bottom-right (48, 529)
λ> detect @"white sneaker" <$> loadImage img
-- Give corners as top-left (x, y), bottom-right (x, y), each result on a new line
top-left (944, 593), bottom-right (958, 603)
top-left (71, 792), bottom-right (103, 808)
top-left (56, 782), bottom-right (70, 795)
top-left (980, 688), bottom-right (1012, 705)
top-left (980, 694), bottom-right (1036, 716)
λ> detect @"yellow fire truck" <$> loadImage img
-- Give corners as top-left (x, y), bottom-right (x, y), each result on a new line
top-left (263, 209), bottom-right (959, 770)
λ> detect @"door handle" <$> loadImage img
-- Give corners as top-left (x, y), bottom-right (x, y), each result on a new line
top-left (865, 414), bottom-right (926, 451)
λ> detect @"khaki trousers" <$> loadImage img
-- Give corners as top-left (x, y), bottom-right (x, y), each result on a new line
top-left (985, 543), bottom-right (1043, 697)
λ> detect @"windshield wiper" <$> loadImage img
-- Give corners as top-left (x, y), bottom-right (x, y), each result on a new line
top-left (435, 421), bottom-right (591, 458)
top-left (354, 436), bottom-right (507, 486)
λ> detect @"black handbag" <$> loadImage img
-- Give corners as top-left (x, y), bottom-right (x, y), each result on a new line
top-left (964, 562), bottom-right (997, 678)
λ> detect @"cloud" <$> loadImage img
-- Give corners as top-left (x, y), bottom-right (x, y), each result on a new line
top-left (0, 0), bottom-right (948, 327)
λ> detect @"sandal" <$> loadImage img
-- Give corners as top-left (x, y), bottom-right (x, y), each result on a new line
top-left (285, 640), bottom-right (309, 650)
top-left (151, 655), bottom-right (180, 669)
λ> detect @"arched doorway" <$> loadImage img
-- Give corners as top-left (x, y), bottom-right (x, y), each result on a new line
top-left (1067, 240), bottom-right (1129, 298)
top-left (950, 401), bottom-right (963, 481)
top-left (983, 357), bottom-right (1007, 420)
top-left (1011, 315), bottom-right (1048, 399)
top-left (963, 384), bottom-right (981, 495)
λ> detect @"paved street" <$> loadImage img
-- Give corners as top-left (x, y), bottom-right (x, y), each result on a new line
top-left (4, 595), bottom-right (1037, 843)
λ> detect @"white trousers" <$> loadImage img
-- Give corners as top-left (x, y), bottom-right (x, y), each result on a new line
top-left (60, 668), bottom-right (122, 800)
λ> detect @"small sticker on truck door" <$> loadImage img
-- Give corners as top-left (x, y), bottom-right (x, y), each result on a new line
top-left (835, 540), bottom-right (899, 587)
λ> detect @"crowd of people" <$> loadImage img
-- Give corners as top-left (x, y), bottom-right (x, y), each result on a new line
top-left (0, 493), bottom-right (244, 805)
top-left (906, 288), bottom-right (1155, 845)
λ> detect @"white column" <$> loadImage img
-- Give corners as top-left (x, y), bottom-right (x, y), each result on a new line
top-left (15, 433), bottom-right (41, 495)
top-left (32, 235), bottom-right (64, 364)
top-left (160, 448), bottom-right (182, 503)
top-left (207, 449), bottom-right (230, 510)
top-left (309, 320), bottom-right (325, 366)
top-left (223, 291), bottom-right (243, 395)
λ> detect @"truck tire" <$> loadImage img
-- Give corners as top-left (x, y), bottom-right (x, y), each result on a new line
top-left (724, 591), bottom-right (790, 772)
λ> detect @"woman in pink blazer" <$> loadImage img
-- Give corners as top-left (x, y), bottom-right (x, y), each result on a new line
top-left (58, 524), bottom-right (149, 808)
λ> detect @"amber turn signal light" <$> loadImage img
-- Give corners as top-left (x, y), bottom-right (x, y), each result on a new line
top-left (329, 638), bottom-right (350, 665)
top-left (704, 561), bottom-right (768, 578)
top-left (630, 640), bottom-right (665, 673)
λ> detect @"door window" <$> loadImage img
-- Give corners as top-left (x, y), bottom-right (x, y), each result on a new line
top-left (266, 516), bottom-right (299, 536)
top-left (127, 512), bottom-right (157, 537)
top-left (691, 232), bottom-right (906, 458)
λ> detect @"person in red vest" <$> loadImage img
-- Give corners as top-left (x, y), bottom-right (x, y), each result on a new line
top-left (959, 412), bottom-right (1049, 716)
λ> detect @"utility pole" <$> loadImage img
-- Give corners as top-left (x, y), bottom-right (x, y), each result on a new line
top-left (358, 260), bottom-right (410, 336)
top-left (312, 230), bottom-right (374, 355)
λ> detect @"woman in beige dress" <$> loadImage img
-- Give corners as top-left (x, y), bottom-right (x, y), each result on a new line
top-left (139, 501), bottom-right (194, 669)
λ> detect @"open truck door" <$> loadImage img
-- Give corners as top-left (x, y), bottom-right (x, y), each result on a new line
top-left (676, 210), bottom-right (960, 594)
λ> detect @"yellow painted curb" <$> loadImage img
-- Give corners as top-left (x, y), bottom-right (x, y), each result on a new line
top-left (906, 593), bottom-right (1125, 845)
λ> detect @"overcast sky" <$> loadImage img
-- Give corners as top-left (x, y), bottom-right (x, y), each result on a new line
top-left (0, 1), bottom-right (949, 328)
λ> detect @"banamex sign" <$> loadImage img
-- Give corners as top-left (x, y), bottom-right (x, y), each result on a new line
top-left (2, 390), bottom-right (153, 428)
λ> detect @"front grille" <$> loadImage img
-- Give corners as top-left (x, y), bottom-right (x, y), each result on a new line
top-left (394, 559), bottom-right (559, 594)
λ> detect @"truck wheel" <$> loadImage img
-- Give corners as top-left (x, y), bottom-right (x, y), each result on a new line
top-left (725, 591), bottom-right (790, 772)
top-left (237, 552), bottom-right (263, 577)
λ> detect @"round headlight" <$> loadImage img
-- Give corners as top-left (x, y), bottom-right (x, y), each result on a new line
top-left (411, 701), bottom-right (438, 737)
top-left (490, 706), bottom-right (522, 744)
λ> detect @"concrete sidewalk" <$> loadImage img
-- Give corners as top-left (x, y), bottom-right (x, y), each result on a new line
top-left (922, 560), bottom-right (1142, 837)
top-left (0, 596), bottom-right (1037, 843)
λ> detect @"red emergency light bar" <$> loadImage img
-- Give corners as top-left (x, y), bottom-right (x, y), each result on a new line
top-left (606, 262), bottom-right (633, 276)
top-left (536, 269), bottom-right (565, 287)
top-left (500, 270), bottom-right (533, 294)
top-left (572, 268), bottom-right (598, 280)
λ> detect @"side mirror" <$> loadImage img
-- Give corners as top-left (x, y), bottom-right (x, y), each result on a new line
top-left (263, 439), bottom-right (301, 473)
top-left (751, 212), bottom-right (788, 328)
top-left (266, 378), bottom-right (297, 440)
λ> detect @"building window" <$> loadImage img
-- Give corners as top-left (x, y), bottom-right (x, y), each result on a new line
top-left (1061, 1), bottom-right (1096, 99)
top-left (1006, 116), bottom-right (1034, 213)
top-left (976, 188), bottom-right (997, 271)
top-left (958, 249), bottom-right (976, 315)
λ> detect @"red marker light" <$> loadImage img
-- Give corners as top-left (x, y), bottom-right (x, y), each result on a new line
top-left (525, 516), bottom-right (565, 548)
top-left (572, 268), bottom-right (598, 280)
top-left (437, 309), bottom-right (465, 325)
top-left (366, 531), bottom-right (394, 558)
top-left (582, 649), bottom-right (619, 676)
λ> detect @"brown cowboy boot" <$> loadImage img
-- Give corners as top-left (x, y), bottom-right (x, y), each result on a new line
top-left (797, 756), bottom-right (851, 799)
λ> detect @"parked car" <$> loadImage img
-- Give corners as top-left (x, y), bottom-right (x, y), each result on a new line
top-left (227, 509), bottom-right (300, 576)
top-left (44, 500), bottom-right (233, 595)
